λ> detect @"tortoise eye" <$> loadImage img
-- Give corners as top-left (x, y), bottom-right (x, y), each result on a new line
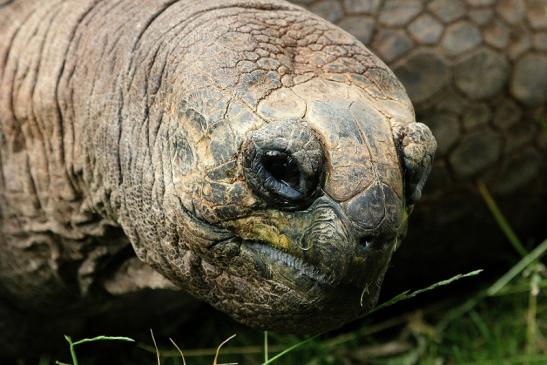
top-left (241, 121), bottom-right (324, 210)
top-left (262, 150), bottom-right (300, 191)
top-left (245, 146), bottom-right (318, 207)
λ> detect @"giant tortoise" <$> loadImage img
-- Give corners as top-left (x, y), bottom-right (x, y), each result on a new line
top-left (0, 0), bottom-right (545, 357)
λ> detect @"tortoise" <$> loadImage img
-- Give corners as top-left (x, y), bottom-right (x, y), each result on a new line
top-left (0, 0), bottom-right (545, 357)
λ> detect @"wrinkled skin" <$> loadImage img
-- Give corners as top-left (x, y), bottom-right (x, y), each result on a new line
top-left (0, 0), bottom-right (436, 353)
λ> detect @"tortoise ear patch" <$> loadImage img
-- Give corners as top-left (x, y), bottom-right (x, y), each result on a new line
top-left (392, 122), bottom-right (437, 206)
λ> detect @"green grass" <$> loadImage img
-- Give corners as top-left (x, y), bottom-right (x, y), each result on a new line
top-left (54, 278), bottom-right (545, 365)
top-left (130, 287), bottom-right (544, 365)
top-left (55, 336), bottom-right (134, 365)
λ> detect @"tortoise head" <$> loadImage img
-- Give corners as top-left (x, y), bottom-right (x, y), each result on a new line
top-left (117, 4), bottom-right (436, 334)
top-left (206, 80), bottom-right (436, 333)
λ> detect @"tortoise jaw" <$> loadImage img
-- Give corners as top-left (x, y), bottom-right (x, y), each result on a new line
top-left (219, 198), bottom-right (355, 281)
top-left (211, 235), bottom-right (336, 289)
top-left (244, 240), bottom-right (332, 286)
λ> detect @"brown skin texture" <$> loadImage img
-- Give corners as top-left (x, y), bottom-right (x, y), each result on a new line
top-left (0, 0), bottom-right (435, 355)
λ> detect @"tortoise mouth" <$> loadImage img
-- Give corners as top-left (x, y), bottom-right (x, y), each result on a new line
top-left (214, 197), bottom-right (379, 292)
top-left (245, 240), bottom-right (332, 285)
top-left (212, 234), bottom-right (340, 289)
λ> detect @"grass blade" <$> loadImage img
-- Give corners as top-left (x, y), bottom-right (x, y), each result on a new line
top-left (213, 334), bottom-right (237, 365)
top-left (169, 338), bottom-right (187, 365)
top-left (374, 269), bottom-right (483, 312)
top-left (71, 335), bottom-right (135, 346)
top-left (150, 329), bottom-right (161, 365)
top-left (63, 336), bottom-right (78, 365)
top-left (487, 238), bottom-right (547, 296)
top-left (261, 335), bottom-right (319, 365)
top-left (63, 335), bottom-right (134, 365)
top-left (263, 331), bottom-right (269, 363)
top-left (477, 182), bottom-right (528, 257)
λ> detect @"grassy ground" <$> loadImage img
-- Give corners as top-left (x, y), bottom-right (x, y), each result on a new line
top-left (49, 262), bottom-right (545, 365)
top-left (44, 183), bottom-right (546, 365)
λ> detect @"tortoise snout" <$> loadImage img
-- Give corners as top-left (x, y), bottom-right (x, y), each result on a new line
top-left (342, 181), bottom-right (403, 250)
top-left (241, 120), bottom-right (325, 210)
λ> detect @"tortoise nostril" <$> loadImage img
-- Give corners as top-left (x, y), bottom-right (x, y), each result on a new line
top-left (262, 150), bottom-right (300, 190)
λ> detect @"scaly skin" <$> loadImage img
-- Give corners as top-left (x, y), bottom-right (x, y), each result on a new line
top-left (0, 0), bottom-right (436, 355)
top-left (294, 0), bottom-right (547, 283)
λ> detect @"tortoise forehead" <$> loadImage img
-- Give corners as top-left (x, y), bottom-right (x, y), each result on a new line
top-left (172, 4), bottom-right (410, 107)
